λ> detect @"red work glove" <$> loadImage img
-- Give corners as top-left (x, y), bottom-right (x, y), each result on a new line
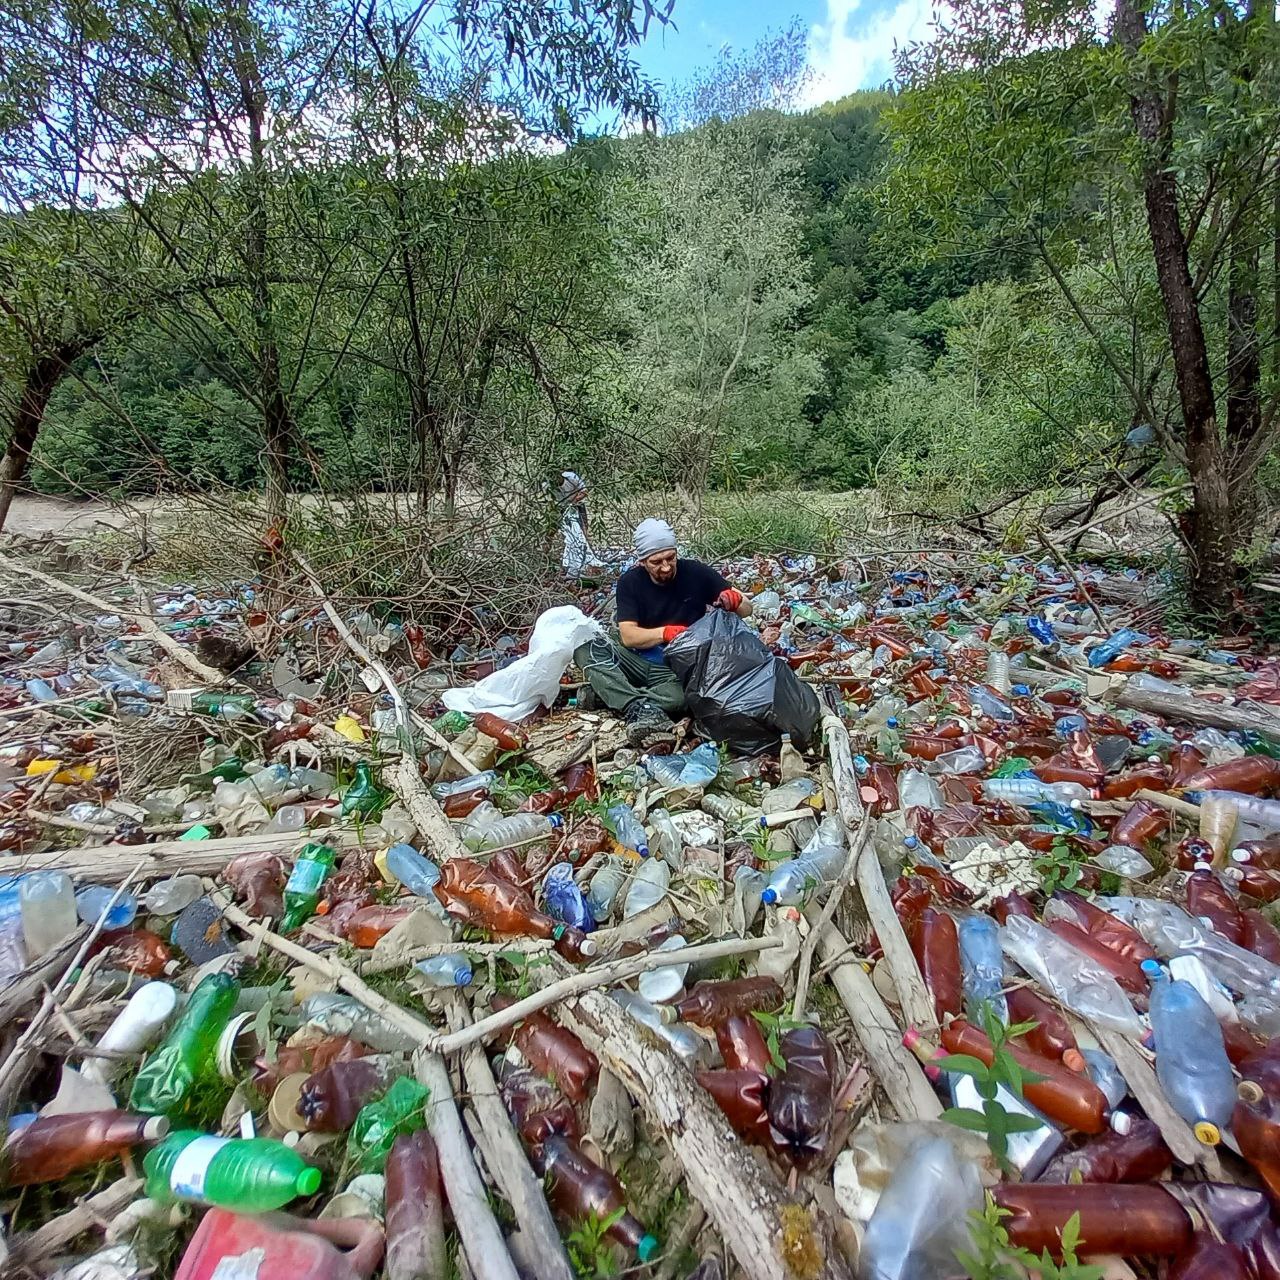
top-left (714, 588), bottom-right (744, 612)
top-left (662, 624), bottom-right (688, 644)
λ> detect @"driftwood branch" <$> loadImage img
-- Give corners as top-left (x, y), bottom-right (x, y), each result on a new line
top-left (1109, 679), bottom-right (1280, 742)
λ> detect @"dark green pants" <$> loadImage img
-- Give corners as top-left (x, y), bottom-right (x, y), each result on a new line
top-left (573, 633), bottom-right (686, 715)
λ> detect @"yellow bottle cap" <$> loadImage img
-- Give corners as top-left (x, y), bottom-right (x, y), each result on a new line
top-left (1193, 1121), bottom-right (1221, 1146)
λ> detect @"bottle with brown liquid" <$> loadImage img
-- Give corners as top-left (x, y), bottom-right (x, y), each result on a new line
top-left (498, 1063), bottom-right (580, 1146)
top-left (697, 1069), bottom-right (773, 1146)
top-left (910, 907), bottom-right (964, 1023)
top-left (1183, 756), bottom-right (1280, 797)
top-left (1227, 865), bottom-right (1280, 902)
top-left (3, 1111), bottom-right (169, 1185)
top-left (1006, 986), bottom-right (1084, 1069)
top-left (1110, 798), bottom-right (1170, 848)
top-left (298, 1057), bottom-right (402, 1132)
top-left (716, 1015), bottom-right (773, 1074)
top-left (473, 713), bottom-right (529, 752)
top-left (992, 1184), bottom-right (1192, 1257)
top-left (941, 1020), bottom-right (1108, 1133)
top-left (1037, 1115), bottom-right (1171, 1183)
top-left (864, 764), bottom-right (899, 816)
top-left (491, 996), bottom-right (599, 1102)
top-left (1170, 743), bottom-right (1207, 786)
top-left (1185, 868), bottom-right (1247, 944)
top-left (253, 1033), bottom-right (367, 1095)
top-left (538, 1135), bottom-right (658, 1261)
top-left (765, 1025), bottom-right (835, 1167)
top-left (442, 789), bottom-right (490, 818)
top-left (672, 977), bottom-right (784, 1027)
top-left (385, 1131), bottom-right (447, 1280)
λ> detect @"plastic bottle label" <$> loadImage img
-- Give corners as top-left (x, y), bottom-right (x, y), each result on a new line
top-left (170, 1135), bottom-right (230, 1200)
top-left (284, 858), bottom-right (326, 895)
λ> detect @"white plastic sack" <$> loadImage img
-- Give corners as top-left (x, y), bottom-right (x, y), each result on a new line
top-left (442, 606), bottom-right (602, 721)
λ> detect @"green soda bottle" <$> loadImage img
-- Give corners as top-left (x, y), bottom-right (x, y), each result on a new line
top-left (280, 841), bottom-right (336, 931)
top-left (432, 709), bottom-right (471, 736)
top-left (166, 690), bottom-right (259, 719)
top-left (347, 1076), bottom-right (430, 1173)
top-left (129, 973), bottom-right (239, 1116)
top-left (340, 762), bottom-right (389, 818)
top-left (144, 1130), bottom-right (321, 1211)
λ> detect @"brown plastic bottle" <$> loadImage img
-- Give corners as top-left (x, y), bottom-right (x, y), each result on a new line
top-left (766, 1025), bottom-right (835, 1167)
top-left (343, 903), bottom-right (417, 947)
top-left (716, 1015), bottom-right (774, 1074)
top-left (498, 1064), bottom-right (580, 1146)
top-left (1045, 919), bottom-right (1147, 995)
top-left (992, 1184), bottom-right (1192, 1257)
top-left (1228, 865), bottom-right (1280, 903)
top-left (910, 907), bottom-right (964, 1023)
top-left (863, 763), bottom-right (900, 816)
top-left (253, 1034), bottom-right (368, 1094)
top-left (538, 1135), bottom-right (658, 1260)
top-left (1244, 909), bottom-right (1280, 964)
top-left (1233, 1083), bottom-right (1280, 1201)
top-left (991, 891), bottom-right (1037, 924)
top-left (473, 712), bottom-right (529, 752)
top-left (1110, 797), bottom-right (1170, 848)
top-left (224, 851), bottom-right (287, 918)
top-left (673, 977), bottom-right (784, 1028)
top-left (1186, 869), bottom-right (1247, 945)
top-left (902, 734), bottom-right (950, 761)
top-left (941, 1020), bottom-right (1108, 1133)
top-left (298, 1057), bottom-right (401, 1131)
top-left (488, 849), bottom-right (531, 889)
top-left (911, 865), bottom-right (977, 905)
top-left (1101, 765), bottom-right (1171, 800)
top-left (892, 876), bottom-right (934, 936)
top-left (1050, 890), bottom-right (1157, 966)
top-left (1221, 1018), bottom-right (1267, 1066)
top-left (697, 1069), bottom-right (773, 1146)
top-left (1175, 835), bottom-right (1216, 871)
top-left (385, 1131), bottom-right (447, 1280)
top-left (1169, 1236), bottom-right (1251, 1280)
top-left (1169, 743), bottom-right (1207, 785)
top-left (1036, 755), bottom-right (1103, 788)
top-left (1183, 756), bottom-right (1280, 797)
top-left (1037, 1116), bottom-right (1172, 1183)
top-left (1006, 986), bottom-right (1083, 1068)
top-left (442, 789), bottom-right (490, 818)
top-left (3, 1111), bottom-right (169, 1185)
top-left (90, 928), bottom-right (177, 977)
top-left (1234, 836), bottom-right (1280, 870)
top-left (491, 996), bottom-right (599, 1102)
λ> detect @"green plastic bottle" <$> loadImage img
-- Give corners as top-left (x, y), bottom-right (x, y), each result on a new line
top-left (280, 842), bottom-right (336, 932)
top-left (340, 762), bottom-right (389, 818)
top-left (144, 1130), bottom-right (321, 1211)
top-left (167, 690), bottom-right (259, 718)
top-left (347, 1076), bottom-right (430, 1173)
top-left (432, 710), bottom-right (471, 736)
top-left (129, 973), bottom-right (240, 1116)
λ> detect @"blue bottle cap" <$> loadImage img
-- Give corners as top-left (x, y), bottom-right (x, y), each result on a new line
top-left (548, 814), bottom-right (564, 829)
top-left (761, 887), bottom-right (778, 905)
top-left (886, 717), bottom-right (899, 728)
top-left (1140, 959), bottom-right (1163, 979)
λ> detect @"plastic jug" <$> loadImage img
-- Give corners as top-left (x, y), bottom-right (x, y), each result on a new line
top-left (20, 871), bottom-right (77, 958)
top-left (175, 1209), bottom-right (383, 1280)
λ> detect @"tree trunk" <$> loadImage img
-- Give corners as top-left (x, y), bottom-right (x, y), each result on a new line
top-left (1115, 0), bottom-right (1234, 611)
top-left (0, 351), bottom-right (76, 534)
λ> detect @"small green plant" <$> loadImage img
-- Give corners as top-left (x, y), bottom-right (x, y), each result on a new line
top-left (939, 1003), bottom-right (1045, 1174)
top-left (565, 1209), bottom-right (623, 1278)
top-left (752, 1010), bottom-right (807, 1073)
top-left (496, 949), bottom-right (555, 998)
top-left (1034, 836), bottom-right (1085, 895)
top-left (958, 1199), bottom-right (1104, 1280)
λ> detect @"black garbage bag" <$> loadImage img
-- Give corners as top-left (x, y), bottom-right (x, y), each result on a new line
top-left (664, 609), bottom-right (821, 755)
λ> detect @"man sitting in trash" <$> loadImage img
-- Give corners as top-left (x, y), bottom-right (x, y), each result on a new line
top-left (574, 517), bottom-right (751, 749)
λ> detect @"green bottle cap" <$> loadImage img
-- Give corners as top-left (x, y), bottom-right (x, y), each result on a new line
top-left (296, 1165), bottom-right (323, 1196)
top-left (637, 1234), bottom-right (660, 1262)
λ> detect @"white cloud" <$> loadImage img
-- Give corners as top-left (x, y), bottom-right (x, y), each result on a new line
top-left (802, 0), bottom-right (938, 106)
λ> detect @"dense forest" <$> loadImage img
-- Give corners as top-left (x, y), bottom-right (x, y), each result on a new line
top-left (2, 0), bottom-right (1279, 609)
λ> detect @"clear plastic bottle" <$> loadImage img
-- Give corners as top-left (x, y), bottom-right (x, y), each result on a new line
top-left (144, 1130), bottom-right (321, 1210)
top-left (778, 733), bottom-right (807, 783)
top-left (982, 777), bottom-right (1091, 804)
top-left (413, 954), bottom-right (473, 988)
top-left (142, 876), bottom-right (204, 917)
top-left (761, 777), bottom-right (821, 815)
top-left (20, 871), bottom-right (77, 958)
top-left (385, 842), bottom-right (441, 898)
top-left (862, 694), bottom-right (908, 730)
top-left (647, 809), bottom-right (683, 867)
top-left (898, 769), bottom-right (945, 811)
top-left (1148, 972), bottom-right (1235, 1144)
top-left (586, 857), bottom-right (628, 919)
top-left (75, 885), bottom-right (138, 931)
top-left (636, 935), bottom-right (689, 1004)
top-left (760, 843), bottom-right (844, 906)
top-left (469, 812), bottom-right (563, 852)
top-left (612, 991), bottom-right (711, 1068)
top-left (700, 794), bottom-right (762, 826)
top-left (80, 981), bottom-right (179, 1088)
top-left (622, 859), bottom-right (670, 918)
top-left (957, 914), bottom-right (1008, 1023)
top-left (262, 804), bottom-right (306, 835)
top-left (430, 770), bottom-right (497, 800)
top-left (985, 651), bottom-right (1011, 694)
top-left (606, 803), bottom-right (649, 859)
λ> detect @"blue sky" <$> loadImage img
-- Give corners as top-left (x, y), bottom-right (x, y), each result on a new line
top-left (631, 0), bottom-right (937, 108)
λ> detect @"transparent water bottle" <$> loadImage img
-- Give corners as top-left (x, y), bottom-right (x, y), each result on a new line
top-left (75, 885), bottom-right (139, 931)
top-left (456, 800), bottom-right (502, 846)
top-left (612, 991), bottom-right (711, 1068)
top-left (413, 955), bottom-right (473, 988)
top-left (142, 876), bottom-right (204, 917)
top-left (898, 769), bottom-right (945, 811)
top-left (981, 777), bottom-right (1091, 805)
top-left (761, 778), bottom-right (821, 816)
top-left (384, 843), bottom-right (451, 923)
top-left (648, 809), bottom-right (683, 867)
top-left (958, 914), bottom-right (1008, 1023)
top-left (468, 812), bottom-right (562, 852)
top-left (21, 871), bottom-right (77, 958)
top-left (607, 803), bottom-right (650, 859)
top-left (760, 843), bottom-right (845, 906)
top-left (622, 859), bottom-right (670, 918)
top-left (985, 651), bottom-right (1011, 694)
top-left (586, 857), bottom-right (628, 919)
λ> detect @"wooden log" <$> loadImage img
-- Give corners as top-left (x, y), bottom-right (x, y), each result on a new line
top-left (8, 1176), bottom-right (143, 1265)
top-left (556, 988), bottom-right (855, 1280)
top-left (1109, 679), bottom-right (1280, 743)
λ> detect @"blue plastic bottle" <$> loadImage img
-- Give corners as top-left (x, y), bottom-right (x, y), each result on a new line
top-left (542, 863), bottom-right (596, 932)
top-left (957, 915), bottom-right (1008, 1023)
top-left (1087, 629), bottom-right (1143, 668)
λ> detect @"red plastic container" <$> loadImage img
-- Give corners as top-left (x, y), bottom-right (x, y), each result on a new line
top-left (175, 1210), bottom-right (384, 1280)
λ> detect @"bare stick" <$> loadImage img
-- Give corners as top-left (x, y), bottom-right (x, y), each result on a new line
top-left (8, 1176), bottom-right (144, 1264)
top-left (0, 552), bottom-right (226, 684)
top-left (1036, 528), bottom-right (1107, 631)
top-left (1110, 679), bottom-right (1280, 743)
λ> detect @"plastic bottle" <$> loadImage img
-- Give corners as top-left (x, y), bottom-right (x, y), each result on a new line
top-left (606, 802), bottom-right (649, 859)
top-left (1233, 1082), bottom-right (1280, 1200)
top-left (3, 1110), bottom-right (169, 1185)
top-left (612, 991), bottom-right (712, 1069)
top-left (697, 1068), bottom-right (773, 1146)
top-left (622, 858), bottom-right (670, 918)
top-left (1198, 793), bottom-right (1242, 862)
top-left (385, 1132), bottom-right (447, 1280)
top-left (986, 650), bottom-right (1011, 694)
top-left (766, 1025), bottom-right (835, 1166)
top-left (1086, 628), bottom-right (1143, 668)
top-left (93, 927), bottom-right (177, 977)
top-left (1147, 970), bottom-right (1236, 1144)
top-left (145, 1130), bottom-right (321, 1210)
top-left (1185, 869), bottom-right (1246, 945)
top-left (297, 1057), bottom-right (401, 1132)
top-left (470, 812), bottom-right (563, 852)
top-left (75, 885), bottom-right (139, 931)
top-left (413, 954), bottom-right (473, 987)
top-left (347, 1077), bottom-right (429, 1173)
top-left (778, 733), bottom-right (807, 783)
top-left (957, 914), bottom-right (1008, 1023)
top-left (472, 712), bottom-right (528, 751)
top-left (761, 777), bottom-right (821, 815)
top-left (716, 1014), bottom-right (774, 1074)
top-left (539, 1135), bottom-right (658, 1260)
top-left (80, 981), bottom-right (179, 1087)
top-left (20, 871), bottom-right (77, 958)
top-left (760, 841), bottom-right (845, 907)
top-left (130, 973), bottom-right (240, 1115)
top-left (1006, 986), bottom-right (1083, 1069)
top-left (1169, 1236), bottom-right (1252, 1280)
top-left (1183, 756), bottom-right (1280, 796)
top-left (168, 689), bottom-right (259, 718)
top-left (992, 1183), bottom-right (1192, 1257)
top-left (911, 908), bottom-right (964, 1024)
top-left (858, 1137), bottom-right (984, 1280)
top-left (673, 977), bottom-right (784, 1027)
top-left (1043, 919), bottom-right (1148, 995)
top-left (281, 842), bottom-right (337, 932)
top-left (647, 808), bottom-right (683, 867)
top-left (498, 1063), bottom-right (581, 1146)
top-left (586, 856), bottom-right (627, 919)
top-left (898, 769), bottom-right (945, 811)
top-left (142, 876), bottom-right (204, 917)
top-left (700, 793), bottom-right (761, 826)
top-left (636, 934), bottom-right (690, 1004)
top-left (1038, 1115), bottom-right (1172, 1184)
top-left (542, 862), bottom-right (596, 932)
top-left (981, 777), bottom-right (1091, 805)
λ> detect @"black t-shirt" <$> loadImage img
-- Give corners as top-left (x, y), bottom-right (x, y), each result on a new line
top-left (615, 558), bottom-right (731, 630)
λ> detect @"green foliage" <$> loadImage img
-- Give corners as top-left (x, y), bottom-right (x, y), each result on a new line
top-left (751, 1010), bottom-right (807, 1074)
top-left (959, 1200), bottom-right (1104, 1280)
top-left (689, 497), bottom-right (839, 558)
top-left (1035, 836), bottom-right (1087, 895)
top-left (565, 1209), bottom-right (624, 1278)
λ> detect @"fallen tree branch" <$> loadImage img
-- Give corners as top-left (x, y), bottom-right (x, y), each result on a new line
top-left (8, 1176), bottom-right (144, 1266)
top-left (1108, 679), bottom-right (1280, 742)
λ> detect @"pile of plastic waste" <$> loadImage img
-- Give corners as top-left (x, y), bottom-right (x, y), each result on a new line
top-left (5, 546), bottom-right (1280, 1279)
